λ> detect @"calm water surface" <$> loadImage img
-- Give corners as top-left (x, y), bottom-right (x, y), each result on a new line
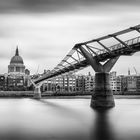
top-left (0, 97), bottom-right (140, 140)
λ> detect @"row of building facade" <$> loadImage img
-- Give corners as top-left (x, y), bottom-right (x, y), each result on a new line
top-left (40, 71), bottom-right (140, 94)
top-left (41, 72), bottom-right (94, 93)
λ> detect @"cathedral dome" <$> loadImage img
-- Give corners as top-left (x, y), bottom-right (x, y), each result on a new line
top-left (10, 55), bottom-right (24, 64)
top-left (10, 48), bottom-right (24, 64)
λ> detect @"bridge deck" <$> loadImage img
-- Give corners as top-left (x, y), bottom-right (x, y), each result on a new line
top-left (35, 25), bottom-right (140, 84)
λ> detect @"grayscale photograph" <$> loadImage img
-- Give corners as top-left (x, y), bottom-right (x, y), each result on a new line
top-left (0, 0), bottom-right (140, 140)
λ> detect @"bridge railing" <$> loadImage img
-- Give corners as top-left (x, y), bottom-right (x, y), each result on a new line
top-left (35, 25), bottom-right (140, 83)
top-left (126, 36), bottom-right (140, 45)
top-left (96, 36), bottom-right (140, 55)
top-left (51, 36), bottom-right (140, 76)
top-left (39, 36), bottom-right (140, 82)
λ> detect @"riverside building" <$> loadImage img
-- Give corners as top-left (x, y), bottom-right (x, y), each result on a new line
top-left (84, 72), bottom-right (94, 92)
top-left (41, 72), bottom-right (93, 93)
top-left (110, 71), bottom-right (122, 92)
top-left (121, 75), bottom-right (140, 92)
top-left (2, 47), bottom-right (30, 91)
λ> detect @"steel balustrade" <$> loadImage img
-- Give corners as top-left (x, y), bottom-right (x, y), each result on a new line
top-left (34, 25), bottom-right (140, 84)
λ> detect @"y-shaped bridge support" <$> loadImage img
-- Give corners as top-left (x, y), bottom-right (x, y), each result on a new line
top-left (29, 78), bottom-right (42, 99)
top-left (34, 85), bottom-right (41, 99)
top-left (79, 46), bottom-right (119, 108)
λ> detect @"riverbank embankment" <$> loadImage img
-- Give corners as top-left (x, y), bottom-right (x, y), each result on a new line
top-left (0, 91), bottom-right (140, 99)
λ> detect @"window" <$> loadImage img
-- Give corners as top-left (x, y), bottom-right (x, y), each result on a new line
top-left (10, 67), bottom-right (14, 72)
top-left (16, 67), bottom-right (20, 72)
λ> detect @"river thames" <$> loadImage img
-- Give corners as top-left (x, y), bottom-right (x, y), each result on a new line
top-left (0, 96), bottom-right (140, 140)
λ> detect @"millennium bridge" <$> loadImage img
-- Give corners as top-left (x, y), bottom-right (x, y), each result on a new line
top-left (32, 24), bottom-right (140, 108)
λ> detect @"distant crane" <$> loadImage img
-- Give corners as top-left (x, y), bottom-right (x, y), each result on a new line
top-left (128, 68), bottom-right (130, 75)
top-left (133, 67), bottom-right (138, 75)
top-left (36, 65), bottom-right (40, 74)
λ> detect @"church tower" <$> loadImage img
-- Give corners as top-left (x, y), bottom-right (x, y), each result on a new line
top-left (8, 47), bottom-right (25, 74)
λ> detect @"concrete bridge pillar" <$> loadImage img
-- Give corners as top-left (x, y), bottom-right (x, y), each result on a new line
top-left (79, 46), bottom-right (119, 108)
top-left (92, 72), bottom-right (114, 108)
top-left (34, 86), bottom-right (41, 99)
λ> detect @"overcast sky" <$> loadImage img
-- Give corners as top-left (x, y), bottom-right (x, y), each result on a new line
top-left (0, 0), bottom-right (140, 75)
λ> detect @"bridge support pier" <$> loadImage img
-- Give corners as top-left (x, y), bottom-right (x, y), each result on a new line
top-left (91, 72), bottom-right (114, 108)
top-left (34, 87), bottom-right (41, 99)
top-left (79, 46), bottom-right (119, 108)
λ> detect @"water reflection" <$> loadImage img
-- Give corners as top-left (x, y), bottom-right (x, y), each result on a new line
top-left (91, 109), bottom-right (116, 140)
top-left (38, 99), bottom-right (86, 119)
top-left (0, 98), bottom-right (140, 140)
top-left (35, 99), bottom-right (92, 140)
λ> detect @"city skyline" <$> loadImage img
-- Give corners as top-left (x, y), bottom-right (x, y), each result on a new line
top-left (0, 0), bottom-right (140, 75)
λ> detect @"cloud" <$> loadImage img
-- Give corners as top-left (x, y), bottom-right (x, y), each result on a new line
top-left (0, 0), bottom-right (140, 13)
top-left (0, 1), bottom-right (140, 75)
top-left (0, 12), bottom-right (117, 73)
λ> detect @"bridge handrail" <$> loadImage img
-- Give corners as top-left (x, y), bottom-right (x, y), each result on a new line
top-left (96, 36), bottom-right (140, 55)
top-left (68, 36), bottom-right (140, 62)
top-left (48, 36), bottom-right (140, 77)
top-left (34, 25), bottom-right (140, 84)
